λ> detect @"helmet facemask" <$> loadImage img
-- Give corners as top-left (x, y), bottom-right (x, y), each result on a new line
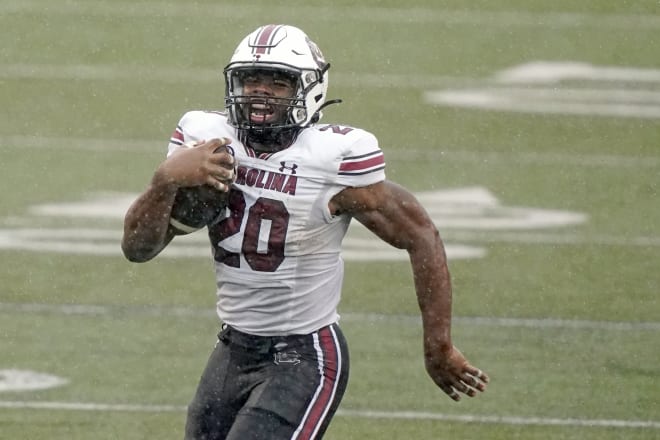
top-left (224, 64), bottom-right (330, 152)
top-left (224, 66), bottom-right (302, 150)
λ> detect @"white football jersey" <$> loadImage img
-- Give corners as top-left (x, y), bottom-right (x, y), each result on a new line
top-left (168, 111), bottom-right (386, 335)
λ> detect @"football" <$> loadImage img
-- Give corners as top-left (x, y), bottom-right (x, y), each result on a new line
top-left (169, 184), bottom-right (229, 234)
top-left (168, 141), bottom-right (234, 234)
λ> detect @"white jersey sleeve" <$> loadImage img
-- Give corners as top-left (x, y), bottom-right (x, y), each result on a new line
top-left (166, 110), bottom-right (237, 157)
top-left (330, 127), bottom-right (385, 188)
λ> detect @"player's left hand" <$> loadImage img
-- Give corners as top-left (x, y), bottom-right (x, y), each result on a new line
top-left (424, 345), bottom-right (489, 401)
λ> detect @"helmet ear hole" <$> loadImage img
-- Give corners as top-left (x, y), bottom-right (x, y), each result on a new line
top-left (295, 109), bottom-right (307, 121)
top-left (303, 72), bottom-right (317, 86)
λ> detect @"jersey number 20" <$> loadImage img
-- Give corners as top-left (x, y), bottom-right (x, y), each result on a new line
top-left (209, 190), bottom-right (289, 272)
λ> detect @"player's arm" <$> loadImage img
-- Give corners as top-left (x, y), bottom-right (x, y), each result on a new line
top-left (121, 138), bottom-right (234, 263)
top-left (121, 175), bottom-right (179, 263)
top-left (330, 180), bottom-right (489, 401)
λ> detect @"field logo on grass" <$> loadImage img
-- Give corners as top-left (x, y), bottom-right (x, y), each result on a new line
top-left (0, 369), bottom-right (69, 392)
top-left (425, 61), bottom-right (660, 119)
top-left (0, 187), bottom-right (586, 261)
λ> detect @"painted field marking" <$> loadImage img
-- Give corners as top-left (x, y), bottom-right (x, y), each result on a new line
top-left (426, 61), bottom-right (660, 119)
top-left (0, 399), bottom-right (657, 429)
top-left (427, 88), bottom-right (660, 119)
top-left (0, 187), bottom-right (586, 260)
top-left (496, 61), bottom-right (660, 84)
top-left (402, 149), bottom-right (660, 168)
top-left (1, 302), bottom-right (658, 332)
top-left (0, 370), bottom-right (68, 392)
top-left (20, 189), bottom-right (587, 230)
top-left (0, 227), bottom-right (482, 261)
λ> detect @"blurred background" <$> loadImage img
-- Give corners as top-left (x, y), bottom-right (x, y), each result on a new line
top-left (1, 1), bottom-right (659, 439)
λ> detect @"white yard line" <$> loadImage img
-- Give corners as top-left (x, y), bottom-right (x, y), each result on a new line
top-left (425, 150), bottom-right (660, 168)
top-left (0, 63), bottom-right (464, 89)
top-left (2, 1), bottom-right (659, 30)
top-left (0, 400), bottom-right (657, 429)
top-left (1, 302), bottom-right (658, 331)
top-left (447, 231), bottom-right (660, 247)
top-left (426, 88), bottom-right (660, 119)
top-left (339, 409), bottom-right (660, 429)
top-left (2, 135), bottom-right (659, 169)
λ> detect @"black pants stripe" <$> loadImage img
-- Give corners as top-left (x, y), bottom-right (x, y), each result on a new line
top-left (184, 323), bottom-right (350, 440)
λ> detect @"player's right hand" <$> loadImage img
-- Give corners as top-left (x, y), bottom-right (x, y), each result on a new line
top-left (156, 138), bottom-right (236, 190)
top-left (424, 345), bottom-right (489, 402)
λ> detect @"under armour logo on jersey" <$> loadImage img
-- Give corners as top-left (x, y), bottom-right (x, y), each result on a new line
top-left (279, 161), bottom-right (298, 174)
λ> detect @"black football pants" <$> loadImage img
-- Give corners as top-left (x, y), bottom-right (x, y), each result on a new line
top-left (184, 323), bottom-right (350, 440)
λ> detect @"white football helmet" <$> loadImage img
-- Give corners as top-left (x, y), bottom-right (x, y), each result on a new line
top-left (224, 25), bottom-right (337, 149)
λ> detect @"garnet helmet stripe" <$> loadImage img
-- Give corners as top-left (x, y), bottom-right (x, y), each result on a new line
top-left (252, 24), bottom-right (283, 55)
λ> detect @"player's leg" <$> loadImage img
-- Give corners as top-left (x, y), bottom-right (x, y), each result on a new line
top-left (184, 328), bottom-right (245, 440)
top-left (226, 324), bottom-right (350, 440)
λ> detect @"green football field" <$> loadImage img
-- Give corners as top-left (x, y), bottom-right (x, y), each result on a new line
top-left (1, 1), bottom-right (659, 439)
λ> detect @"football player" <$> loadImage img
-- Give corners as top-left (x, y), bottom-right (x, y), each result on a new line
top-left (122, 24), bottom-right (489, 440)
